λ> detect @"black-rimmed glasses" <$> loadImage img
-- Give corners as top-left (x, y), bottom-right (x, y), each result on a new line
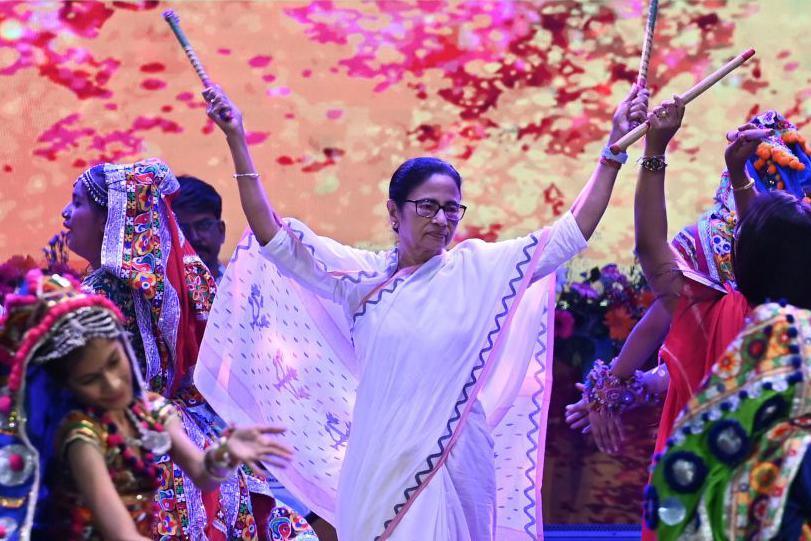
top-left (404, 199), bottom-right (467, 221)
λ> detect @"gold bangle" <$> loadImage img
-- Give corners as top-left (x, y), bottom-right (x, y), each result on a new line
top-left (732, 178), bottom-right (755, 192)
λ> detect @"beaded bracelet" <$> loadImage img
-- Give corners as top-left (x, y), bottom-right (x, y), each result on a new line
top-left (583, 359), bottom-right (660, 415)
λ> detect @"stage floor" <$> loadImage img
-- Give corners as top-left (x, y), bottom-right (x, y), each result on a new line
top-left (544, 525), bottom-right (641, 540)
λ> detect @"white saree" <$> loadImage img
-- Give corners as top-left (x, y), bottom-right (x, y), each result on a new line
top-left (195, 212), bottom-right (587, 540)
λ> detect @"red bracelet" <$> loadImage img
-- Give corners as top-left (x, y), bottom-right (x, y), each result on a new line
top-left (599, 156), bottom-right (622, 170)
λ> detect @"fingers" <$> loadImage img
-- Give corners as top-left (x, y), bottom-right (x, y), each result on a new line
top-left (264, 442), bottom-right (294, 458)
top-left (208, 101), bottom-right (233, 121)
top-left (627, 87), bottom-right (649, 126)
top-left (726, 123), bottom-right (760, 142)
top-left (672, 95), bottom-right (686, 121)
top-left (258, 425), bottom-right (287, 435)
top-left (592, 418), bottom-right (610, 453)
top-left (564, 398), bottom-right (588, 424)
top-left (607, 416), bottom-right (624, 454)
top-left (647, 98), bottom-right (683, 130)
top-left (590, 412), bottom-right (624, 454)
top-left (623, 83), bottom-right (639, 102)
top-left (629, 99), bottom-right (648, 123)
top-left (736, 128), bottom-right (772, 142)
top-left (727, 129), bottom-right (772, 163)
top-left (565, 409), bottom-right (587, 427)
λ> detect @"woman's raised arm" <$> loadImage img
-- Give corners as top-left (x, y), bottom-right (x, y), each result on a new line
top-left (203, 85), bottom-right (280, 245)
top-left (569, 85), bottom-right (649, 240)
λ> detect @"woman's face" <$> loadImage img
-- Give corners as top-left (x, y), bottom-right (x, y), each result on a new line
top-left (65, 338), bottom-right (134, 411)
top-left (388, 173), bottom-right (462, 261)
top-left (62, 181), bottom-right (105, 266)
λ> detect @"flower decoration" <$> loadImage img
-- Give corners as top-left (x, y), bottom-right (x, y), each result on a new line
top-left (554, 263), bottom-right (654, 371)
top-left (713, 351), bottom-right (742, 380)
top-left (0, 232), bottom-right (82, 307)
top-left (605, 306), bottom-right (635, 341)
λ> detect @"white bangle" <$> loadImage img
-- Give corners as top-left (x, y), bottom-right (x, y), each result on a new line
top-left (233, 172), bottom-right (260, 180)
top-left (601, 146), bottom-right (628, 165)
top-left (732, 177), bottom-right (755, 193)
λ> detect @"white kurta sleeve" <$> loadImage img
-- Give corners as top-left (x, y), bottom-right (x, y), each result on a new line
top-left (259, 219), bottom-right (386, 306)
top-left (529, 210), bottom-right (588, 281)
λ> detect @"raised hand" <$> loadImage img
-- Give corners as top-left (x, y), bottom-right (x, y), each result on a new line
top-left (644, 95), bottom-right (686, 155)
top-left (202, 84), bottom-right (245, 139)
top-left (226, 425), bottom-right (293, 473)
top-left (725, 123), bottom-right (773, 179)
top-left (609, 84), bottom-right (650, 145)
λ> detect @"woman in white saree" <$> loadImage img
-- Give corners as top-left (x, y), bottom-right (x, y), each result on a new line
top-left (197, 84), bottom-right (648, 541)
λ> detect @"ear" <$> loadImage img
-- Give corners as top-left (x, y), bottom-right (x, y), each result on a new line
top-left (218, 220), bottom-right (226, 241)
top-left (386, 199), bottom-right (400, 233)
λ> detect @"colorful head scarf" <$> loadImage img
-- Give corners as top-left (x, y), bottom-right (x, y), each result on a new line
top-left (0, 270), bottom-right (143, 541)
top-left (645, 302), bottom-right (811, 540)
top-left (671, 111), bottom-right (811, 289)
top-left (78, 159), bottom-right (217, 395)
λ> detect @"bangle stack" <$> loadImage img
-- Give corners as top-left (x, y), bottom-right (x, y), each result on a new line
top-left (204, 435), bottom-right (236, 482)
top-left (583, 359), bottom-right (660, 415)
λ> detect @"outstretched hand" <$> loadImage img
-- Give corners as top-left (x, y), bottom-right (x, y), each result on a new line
top-left (226, 425), bottom-right (293, 474)
top-left (202, 84), bottom-right (245, 139)
top-left (565, 383), bottom-right (625, 454)
top-left (609, 84), bottom-right (650, 145)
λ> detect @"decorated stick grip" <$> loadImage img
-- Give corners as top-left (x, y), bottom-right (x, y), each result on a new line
top-left (610, 48), bottom-right (755, 153)
top-left (636, 0), bottom-right (659, 88)
top-left (163, 10), bottom-right (232, 120)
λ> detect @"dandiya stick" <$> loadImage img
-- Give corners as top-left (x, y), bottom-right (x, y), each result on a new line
top-left (163, 10), bottom-right (231, 119)
top-left (610, 48), bottom-right (756, 153)
top-left (636, 0), bottom-right (659, 88)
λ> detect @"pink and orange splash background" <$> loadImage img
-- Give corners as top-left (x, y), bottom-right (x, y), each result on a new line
top-left (0, 1), bottom-right (808, 269)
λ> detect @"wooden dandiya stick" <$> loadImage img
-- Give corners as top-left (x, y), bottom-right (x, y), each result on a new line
top-left (636, 0), bottom-right (659, 88)
top-left (610, 48), bottom-right (756, 153)
top-left (162, 10), bottom-right (231, 120)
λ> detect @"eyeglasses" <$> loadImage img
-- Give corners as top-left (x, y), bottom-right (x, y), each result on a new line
top-left (178, 218), bottom-right (220, 237)
top-left (404, 199), bottom-right (467, 221)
